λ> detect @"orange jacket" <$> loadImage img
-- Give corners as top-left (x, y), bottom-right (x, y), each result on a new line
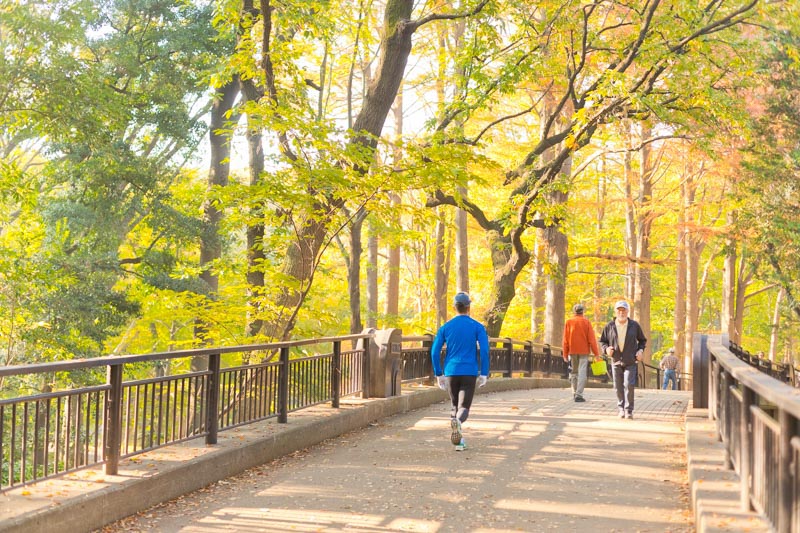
top-left (562, 314), bottom-right (601, 361)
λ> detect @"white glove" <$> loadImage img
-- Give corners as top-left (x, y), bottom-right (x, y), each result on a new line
top-left (477, 375), bottom-right (488, 388)
top-left (437, 375), bottom-right (447, 390)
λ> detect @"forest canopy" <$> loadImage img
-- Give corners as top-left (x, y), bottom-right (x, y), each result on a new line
top-left (1, 0), bottom-right (799, 388)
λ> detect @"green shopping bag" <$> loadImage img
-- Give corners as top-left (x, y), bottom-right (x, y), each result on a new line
top-left (591, 359), bottom-right (608, 376)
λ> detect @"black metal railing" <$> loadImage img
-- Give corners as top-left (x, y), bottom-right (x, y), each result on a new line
top-left (399, 336), bottom-right (568, 382)
top-left (1, 331), bottom-right (576, 493)
top-left (0, 335), bottom-right (368, 492)
top-left (701, 334), bottom-right (800, 533)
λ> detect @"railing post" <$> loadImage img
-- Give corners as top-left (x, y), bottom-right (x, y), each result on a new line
top-left (692, 333), bottom-right (709, 409)
top-left (423, 334), bottom-right (434, 383)
top-left (526, 341), bottom-right (534, 376)
top-left (778, 409), bottom-right (794, 533)
top-left (505, 338), bottom-right (513, 377)
top-left (278, 346), bottom-right (290, 423)
top-left (205, 352), bottom-right (220, 445)
top-left (358, 329), bottom-right (375, 399)
top-left (740, 386), bottom-right (754, 511)
top-left (721, 370), bottom-right (732, 467)
top-left (543, 344), bottom-right (552, 376)
top-left (331, 340), bottom-right (341, 408)
top-left (104, 363), bottom-right (123, 476)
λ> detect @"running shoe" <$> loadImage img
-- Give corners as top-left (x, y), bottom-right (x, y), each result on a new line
top-left (450, 417), bottom-right (462, 445)
top-left (455, 438), bottom-right (467, 451)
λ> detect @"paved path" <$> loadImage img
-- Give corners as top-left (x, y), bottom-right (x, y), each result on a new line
top-left (97, 387), bottom-right (692, 532)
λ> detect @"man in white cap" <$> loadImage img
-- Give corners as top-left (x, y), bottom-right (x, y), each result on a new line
top-left (599, 300), bottom-right (647, 419)
top-left (660, 348), bottom-right (680, 390)
top-left (430, 292), bottom-right (490, 451)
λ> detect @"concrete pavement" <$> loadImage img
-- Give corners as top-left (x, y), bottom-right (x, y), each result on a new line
top-left (98, 386), bottom-right (693, 532)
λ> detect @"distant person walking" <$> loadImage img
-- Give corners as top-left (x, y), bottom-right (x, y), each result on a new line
top-left (431, 292), bottom-right (490, 451)
top-left (660, 348), bottom-right (680, 390)
top-left (599, 300), bottom-right (647, 419)
top-left (562, 303), bottom-right (601, 402)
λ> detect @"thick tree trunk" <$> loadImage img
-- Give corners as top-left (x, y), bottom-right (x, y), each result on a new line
top-left (543, 189), bottom-right (568, 347)
top-left (244, 119), bottom-right (266, 339)
top-left (484, 229), bottom-right (529, 337)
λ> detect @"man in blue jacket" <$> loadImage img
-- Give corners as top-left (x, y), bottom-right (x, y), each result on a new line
top-left (431, 292), bottom-right (490, 451)
top-left (599, 300), bottom-right (647, 419)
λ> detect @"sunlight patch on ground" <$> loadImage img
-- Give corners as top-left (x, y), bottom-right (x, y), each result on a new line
top-left (494, 499), bottom-right (672, 523)
top-left (181, 507), bottom-right (442, 532)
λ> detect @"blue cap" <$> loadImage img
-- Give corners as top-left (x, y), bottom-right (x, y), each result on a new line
top-left (615, 300), bottom-right (629, 310)
top-left (454, 292), bottom-right (471, 306)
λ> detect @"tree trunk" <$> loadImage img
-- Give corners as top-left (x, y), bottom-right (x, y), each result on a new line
top-left (543, 189), bottom-right (568, 347)
top-left (733, 250), bottom-right (751, 344)
top-left (623, 125), bottom-right (637, 303)
top-left (633, 125), bottom-right (653, 362)
top-left (593, 160), bottom-right (608, 322)
top-left (366, 229), bottom-right (378, 329)
top-left (434, 209), bottom-right (448, 328)
top-left (244, 114), bottom-right (266, 339)
top-left (721, 212), bottom-right (737, 340)
top-left (685, 179), bottom-right (700, 359)
top-left (386, 89), bottom-right (402, 319)
top-left (347, 209), bottom-right (366, 334)
top-left (484, 229), bottom-right (530, 337)
top-left (196, 79), bottom-right (239, 348)
top-left (769, 287), bottom-right (784, 362)
top-left (455, 187), bottom-right (469, 293)
top-left (673, 175), bottom-right (688, 361)
top-left (530, 237), bottom-right (545, 343)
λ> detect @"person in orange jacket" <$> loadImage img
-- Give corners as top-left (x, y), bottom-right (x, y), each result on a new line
top-left (562, 303), bottom-right (601, 402)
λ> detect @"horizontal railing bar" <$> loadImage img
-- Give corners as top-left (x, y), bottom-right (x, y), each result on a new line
top-left (0, 385), bottom-right (110, 406)
top-left (0, 334), bottom-right (371, 378)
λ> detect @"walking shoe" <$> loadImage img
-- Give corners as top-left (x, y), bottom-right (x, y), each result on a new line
top-left (574, 396), bottom-right (586, 402)
top-left (455, 438), bottom-right (467, 451)
top-left (626, 412), bottom-right (634, 419)
top-left (618, 409), bottom-right (625, 418)
top-left (450, 418), bottom-right (462, 445)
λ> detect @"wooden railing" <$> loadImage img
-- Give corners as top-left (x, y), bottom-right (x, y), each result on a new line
top-left (698, 333), bottom-right (800, 533)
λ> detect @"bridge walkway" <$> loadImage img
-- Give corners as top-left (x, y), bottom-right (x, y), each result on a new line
top-left (97, 387), bottom-right (693, 532)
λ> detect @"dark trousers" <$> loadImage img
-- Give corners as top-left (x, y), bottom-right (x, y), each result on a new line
top-left (447, 375), bottom-right (477, 423)
top-left (612, 363), bottom-right (636, 413)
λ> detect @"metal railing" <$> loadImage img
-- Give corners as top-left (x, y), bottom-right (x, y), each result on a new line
top-left (701, 334), bottom-right (800, 533)
top-left (0, 335), bottom-right (369, 492)
top-left (0, 332), bottom-right (574, 493)
top-left (400, 336), bottom-right (568, 382)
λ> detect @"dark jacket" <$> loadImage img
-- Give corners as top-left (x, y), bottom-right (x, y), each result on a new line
top-left (599, 319), bottom-right (647, 366)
